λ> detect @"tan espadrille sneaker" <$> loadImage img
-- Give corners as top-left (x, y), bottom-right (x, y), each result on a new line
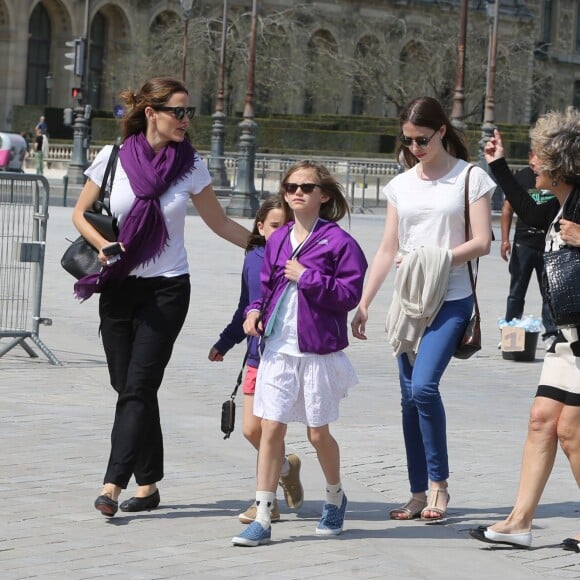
top-left (279, 453), bottom-right (304, 510)
top-left (238, 498), bottom-right (280, 524)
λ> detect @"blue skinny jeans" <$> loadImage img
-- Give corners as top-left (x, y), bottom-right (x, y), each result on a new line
top-left (397, 296), bottom-right (473, 493)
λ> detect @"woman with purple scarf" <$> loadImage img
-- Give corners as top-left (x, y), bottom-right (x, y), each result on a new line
top-left (72, 77), bottom-right (250, 517)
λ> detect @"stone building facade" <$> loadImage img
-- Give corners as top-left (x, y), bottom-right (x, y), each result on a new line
top-left (0, 0), bottom-right (579, 131)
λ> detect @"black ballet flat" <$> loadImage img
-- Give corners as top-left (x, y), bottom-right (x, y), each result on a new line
top-left (119, 489), bottom-right (160, 512)
top-left (561, 538), bottom-right (580, 553)
top-left (94, 494), bottom-right (118, 517)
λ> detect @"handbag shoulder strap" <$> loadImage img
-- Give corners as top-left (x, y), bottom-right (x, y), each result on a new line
top-left (464, 165), bottom-right (480, 318)
top-left (229, 349), bottom-right (250, 401)
top-left (97, 144), bottom-right (120, 204)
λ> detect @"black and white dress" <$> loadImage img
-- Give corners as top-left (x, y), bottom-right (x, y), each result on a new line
top-left (489, 158), bottom-right (580, 406)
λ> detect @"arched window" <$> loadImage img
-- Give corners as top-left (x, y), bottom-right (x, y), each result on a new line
top-left (304, 30), bottom-right (338, 114)
top-left (26, 4), bottom-right (51, 105)
top-left (89, 13), bottom-right (106, 108)
top-left (574, 80), bottom-right (580, 110)
top-left (352, 35), bottom-right (380, 116)
top-left (149, 11), bottom-right (182, 78)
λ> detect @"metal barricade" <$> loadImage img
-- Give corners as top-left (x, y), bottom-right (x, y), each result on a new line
top-left (0, 172), bottom-right (61, 365)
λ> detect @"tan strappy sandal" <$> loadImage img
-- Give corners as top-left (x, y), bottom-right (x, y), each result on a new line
top-left (389, 497), bottom-right (427, 520)
top-left (420, 488), bottom-right (450, 522)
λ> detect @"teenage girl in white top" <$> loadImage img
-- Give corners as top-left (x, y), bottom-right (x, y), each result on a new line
top-left (351, 96), bottom-right (495, 522)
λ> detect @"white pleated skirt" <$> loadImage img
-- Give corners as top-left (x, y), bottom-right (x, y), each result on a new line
top-left (253, 347), bottom-right (358, 427)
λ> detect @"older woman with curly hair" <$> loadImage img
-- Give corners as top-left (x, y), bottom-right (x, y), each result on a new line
top-left (470, 108), bottom-right (580, 551)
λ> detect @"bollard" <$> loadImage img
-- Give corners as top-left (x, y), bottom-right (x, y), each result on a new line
top-left (62, 174), bottom-right (68, 207)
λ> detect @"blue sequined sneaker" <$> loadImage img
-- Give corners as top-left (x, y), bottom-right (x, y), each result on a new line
top-left (316, 494), bottom-right (347, 536)
top-left (232, 521), bottom-right (271, 546)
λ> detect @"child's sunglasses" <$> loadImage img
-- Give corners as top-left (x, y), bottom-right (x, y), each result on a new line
top-left (155, 106), bottom-right (196, 120)
top-left (282, 182), bottom-right (320, 194)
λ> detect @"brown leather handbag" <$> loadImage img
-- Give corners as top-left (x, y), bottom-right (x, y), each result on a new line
top-left (453, 166), bottom-right (482, 360)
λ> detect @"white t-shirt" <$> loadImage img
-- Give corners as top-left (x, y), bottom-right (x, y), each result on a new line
top-left (85, 144), bottom-right (212, 278)
top-left (384, 159), bottom-right (496, 300)
top-left (266, 229), bottom-right (315, 357)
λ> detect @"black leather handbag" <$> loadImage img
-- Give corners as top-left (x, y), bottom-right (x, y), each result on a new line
top-left (543, 244), bottom-right (580, 327)
top-left (61, 145), bottom-right (119, 279)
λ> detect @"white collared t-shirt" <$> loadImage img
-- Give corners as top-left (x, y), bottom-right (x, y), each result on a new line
top-left (85, 144), bottom-right (211, 278)
top-left (384, 159), bottom-right (496, 300)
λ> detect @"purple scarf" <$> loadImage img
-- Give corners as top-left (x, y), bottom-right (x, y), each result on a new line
top-left (74, 133), bottom-right (196, 300)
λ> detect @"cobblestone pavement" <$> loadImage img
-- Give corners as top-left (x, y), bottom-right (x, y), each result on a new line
top-left (1, 204), bottom-right (579, 579)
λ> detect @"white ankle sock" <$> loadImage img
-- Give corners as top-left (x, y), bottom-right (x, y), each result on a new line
top-left (255, 491), bottom-right (275, 528)
top-left (325, 482), bottom-right (343, 507)
top-left (280, 457), bottom-right (290, 478)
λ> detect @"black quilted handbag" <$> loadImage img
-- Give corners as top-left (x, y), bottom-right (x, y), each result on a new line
top-left (543, 245), bottom-right (580, 327)
top-left (61, 145), bottom-right (119, 279)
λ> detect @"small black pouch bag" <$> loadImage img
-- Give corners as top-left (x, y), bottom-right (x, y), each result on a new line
top-left (221, 351), bottom-right (249, 440)
top-left (221, 399), bottom-right (236, 440)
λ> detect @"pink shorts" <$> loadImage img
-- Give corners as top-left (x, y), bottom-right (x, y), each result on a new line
top-left (242, 365), bottom-right (258, 395)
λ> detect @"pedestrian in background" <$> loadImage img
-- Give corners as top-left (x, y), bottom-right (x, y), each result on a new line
top-left (71, 76), bottom-right (250, 518)
top-left (33, 128), bottom-right (44, 175)
top-left (208, 194), bottom-right (304, 524)
top-left (232, 160), bottom-right (367, 546)
top-left (500, 154), bottom-right (557, 349)
top-left (351, 96), bottom-right (495, 523)
top-left (35, 115), bottom-right (48, 135)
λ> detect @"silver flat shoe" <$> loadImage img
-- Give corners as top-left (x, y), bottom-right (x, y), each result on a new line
top-left (469, 525), bottom-right (532, 548)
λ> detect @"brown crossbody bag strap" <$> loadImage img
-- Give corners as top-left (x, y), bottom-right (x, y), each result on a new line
top-left (464, 165), bottom-right (479, 318)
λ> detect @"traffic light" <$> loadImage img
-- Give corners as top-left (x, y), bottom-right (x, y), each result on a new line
top-left (64, 38), bottom-right (85, 77)
top-left (71, 87), bottom-right (83, 100)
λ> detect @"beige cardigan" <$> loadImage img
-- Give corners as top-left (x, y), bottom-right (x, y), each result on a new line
top-left (385, 246), bottom-right (453, 360)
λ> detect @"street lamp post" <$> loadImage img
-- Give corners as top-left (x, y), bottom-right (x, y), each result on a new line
top-left (66, 0), bottom-right (92, 185)
top-left (479, 0), bottom-right (500, 165)
top-left (227, 0), bottom-right (259, 217)
top-left (208, 0), bottom-right (230, 190)
top-left (67, 103), bottom-right (92, 185)
top-left (479, 0), bottom-right (502, 209)
top-left (180, 0), bottom-right (196, 84)
top-left (450, 0), bottom-right (468, 129)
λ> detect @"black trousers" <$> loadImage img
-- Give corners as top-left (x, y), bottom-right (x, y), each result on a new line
top-left (505, 242), bottom-right (557, 338)
top-left (99, 275), bottom-right (190, 488)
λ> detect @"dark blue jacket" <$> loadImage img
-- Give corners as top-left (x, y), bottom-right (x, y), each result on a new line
top-left (213, 247), bottom-right (263, 368)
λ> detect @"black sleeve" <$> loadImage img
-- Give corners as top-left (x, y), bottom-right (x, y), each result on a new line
top-left (489, 158), bottom-right (560, 231)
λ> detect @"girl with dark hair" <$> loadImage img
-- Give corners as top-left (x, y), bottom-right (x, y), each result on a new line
top-left (72, 76), bottom-right (250, 517)
top-left (351, 96), bottom-right (495, 522)
top-left (232, 161), bottom-right (367, 546)
top-left (209, 195), bottom-right (305, 524)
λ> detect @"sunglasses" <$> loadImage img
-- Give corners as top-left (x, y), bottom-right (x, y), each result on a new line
top-left (400, 130), bottom-right (437, 148)
top-left (155, 106), bottom-right (196, 120)
top-left (283, 183), bottom-right (320, 194)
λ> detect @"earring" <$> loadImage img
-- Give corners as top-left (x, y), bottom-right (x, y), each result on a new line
top-left (551, 179), bottom-right (558, 187)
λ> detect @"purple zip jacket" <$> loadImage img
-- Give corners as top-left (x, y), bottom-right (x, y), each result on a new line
top-left (246, 219), bottom-right (368, 355)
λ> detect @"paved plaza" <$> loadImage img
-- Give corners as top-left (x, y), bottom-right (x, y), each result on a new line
top-left (1, 191), bottom-right (580, 579)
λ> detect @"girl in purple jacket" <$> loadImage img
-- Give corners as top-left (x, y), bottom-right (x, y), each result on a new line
top-left (232, 161), bottom-right (368, 547)
top-left (208, 196), bottom-right (304, 524)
